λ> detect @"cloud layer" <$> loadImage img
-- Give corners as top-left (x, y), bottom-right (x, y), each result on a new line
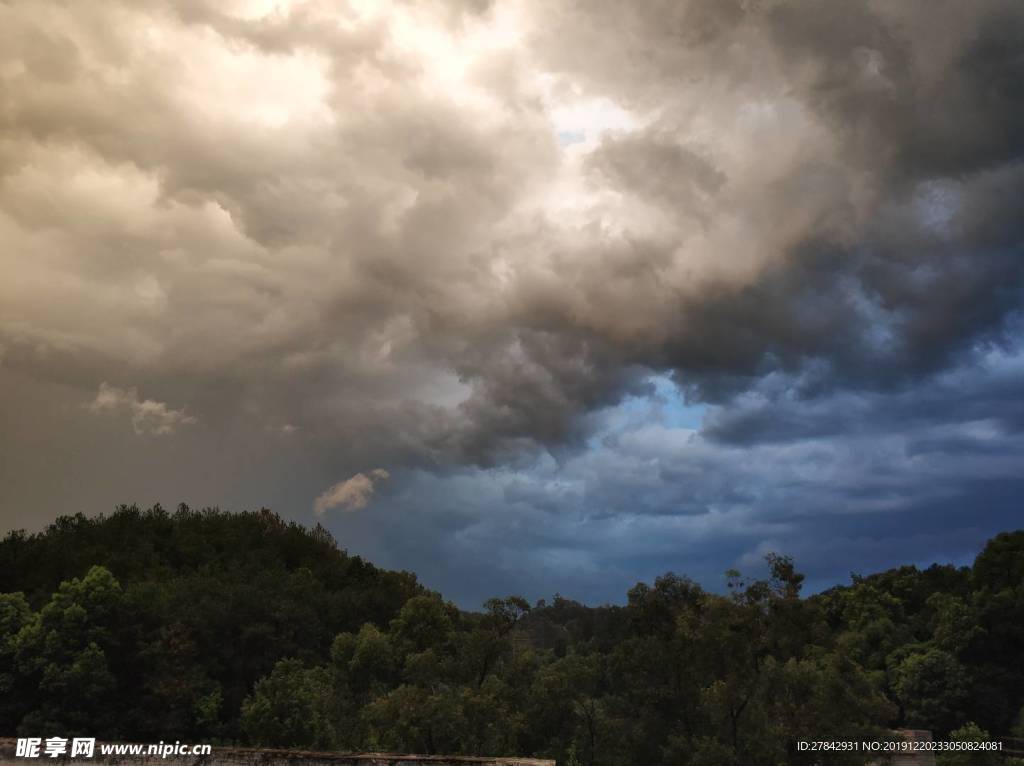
top-left (2, 0), bottom-right (1023, 603)
top-left (314, 469), bottom-right (390, 514)
top-left (89, 382), bottom-right (197, 436)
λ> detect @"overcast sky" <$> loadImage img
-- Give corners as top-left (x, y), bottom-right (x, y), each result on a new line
top-left (2, 0), bottom-right (1023, 607)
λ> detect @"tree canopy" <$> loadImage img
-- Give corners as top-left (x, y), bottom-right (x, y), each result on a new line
top-left (1, 507), bottom-right (1022, 766)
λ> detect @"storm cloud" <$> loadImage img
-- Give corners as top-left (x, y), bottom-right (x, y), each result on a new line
top-left (1, 0), bottom-right (1023, 604)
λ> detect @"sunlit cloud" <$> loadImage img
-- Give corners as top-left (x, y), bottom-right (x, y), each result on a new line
top-left (314, 469), bottom-right (390, 514)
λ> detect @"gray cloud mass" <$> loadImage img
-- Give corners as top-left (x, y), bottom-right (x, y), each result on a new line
top-left (1, 0), bottom-right (1023, 604)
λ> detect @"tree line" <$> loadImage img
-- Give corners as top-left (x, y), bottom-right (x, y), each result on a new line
top-left (1, 505), bottom-right (1022, 765)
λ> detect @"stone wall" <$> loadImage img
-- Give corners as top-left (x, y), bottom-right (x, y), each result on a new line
top-left (0, 741), bottom-right (553, 766)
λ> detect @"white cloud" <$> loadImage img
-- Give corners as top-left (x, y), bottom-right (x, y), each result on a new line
top-left (89, 382), bottom-right (197, 436)
top-left (313, 468), bottom-right (390, 514)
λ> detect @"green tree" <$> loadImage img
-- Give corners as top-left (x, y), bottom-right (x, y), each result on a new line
top-left (969, 531), bottom-right (1024, 733)
top-left (936, 722), bottom-right (1000, 766)
top-left (0, 592), bottom-right (32, 729)
top-left (927, 593), bottom-right (981, 655)
top-left (389, 594), bottom-right (455, 655)
top-left (460, 596), bottom-right (530, 688)
top-left (13, 566), bottom-right (123, 736)
top-left (240, 658), bottom-right (335, 748)
top-left (892, 648), bottom-right (970, 733)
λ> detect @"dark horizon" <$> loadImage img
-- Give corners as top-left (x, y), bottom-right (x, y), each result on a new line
top-left (1, 503), bottom-right (1008, 611)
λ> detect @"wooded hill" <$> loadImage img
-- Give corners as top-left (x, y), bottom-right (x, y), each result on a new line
top-left (1, 505), bottom-right (1022, 766)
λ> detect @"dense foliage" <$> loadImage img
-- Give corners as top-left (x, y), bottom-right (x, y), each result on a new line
top-left (1, 506), bottom-right (1022, 765)
top-left (0, 506), bottom-right (421, 742)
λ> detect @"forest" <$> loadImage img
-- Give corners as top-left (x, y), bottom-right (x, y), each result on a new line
top-left (1, 505), bottom-right (1022, 766)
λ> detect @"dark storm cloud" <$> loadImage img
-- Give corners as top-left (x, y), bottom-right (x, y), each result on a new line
top-left (1, 0), bottom-right (1023, 603)
top-left (362, 339), bottom-right (1024, 605)
top-left (523, 0), bottom-right (1024, 409)
top-left (3, 0), bottom-right (1023, 466)
top-left (702, 326), bottom-right (1024, 446)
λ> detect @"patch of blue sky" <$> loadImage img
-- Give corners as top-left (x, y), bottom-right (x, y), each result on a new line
top-left (587, 373), bottom-right (706, 449)
top-left (913, 178), bottom-right (961, 236)
top-left (557, 129), bottom-right (586, 146)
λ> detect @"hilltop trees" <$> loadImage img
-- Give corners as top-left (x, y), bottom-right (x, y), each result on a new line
top-left (1, 507), bottom-right (1022, 765)
top-left (0, 505), bottom-right (421, 740)
top-left (231, 554), bottom-right (893, 765)
top-left (969, 531), bottom-right (1024, 731)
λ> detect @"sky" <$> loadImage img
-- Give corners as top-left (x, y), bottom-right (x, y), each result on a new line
top-left (1, 0), bottom-right (1023, 607)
